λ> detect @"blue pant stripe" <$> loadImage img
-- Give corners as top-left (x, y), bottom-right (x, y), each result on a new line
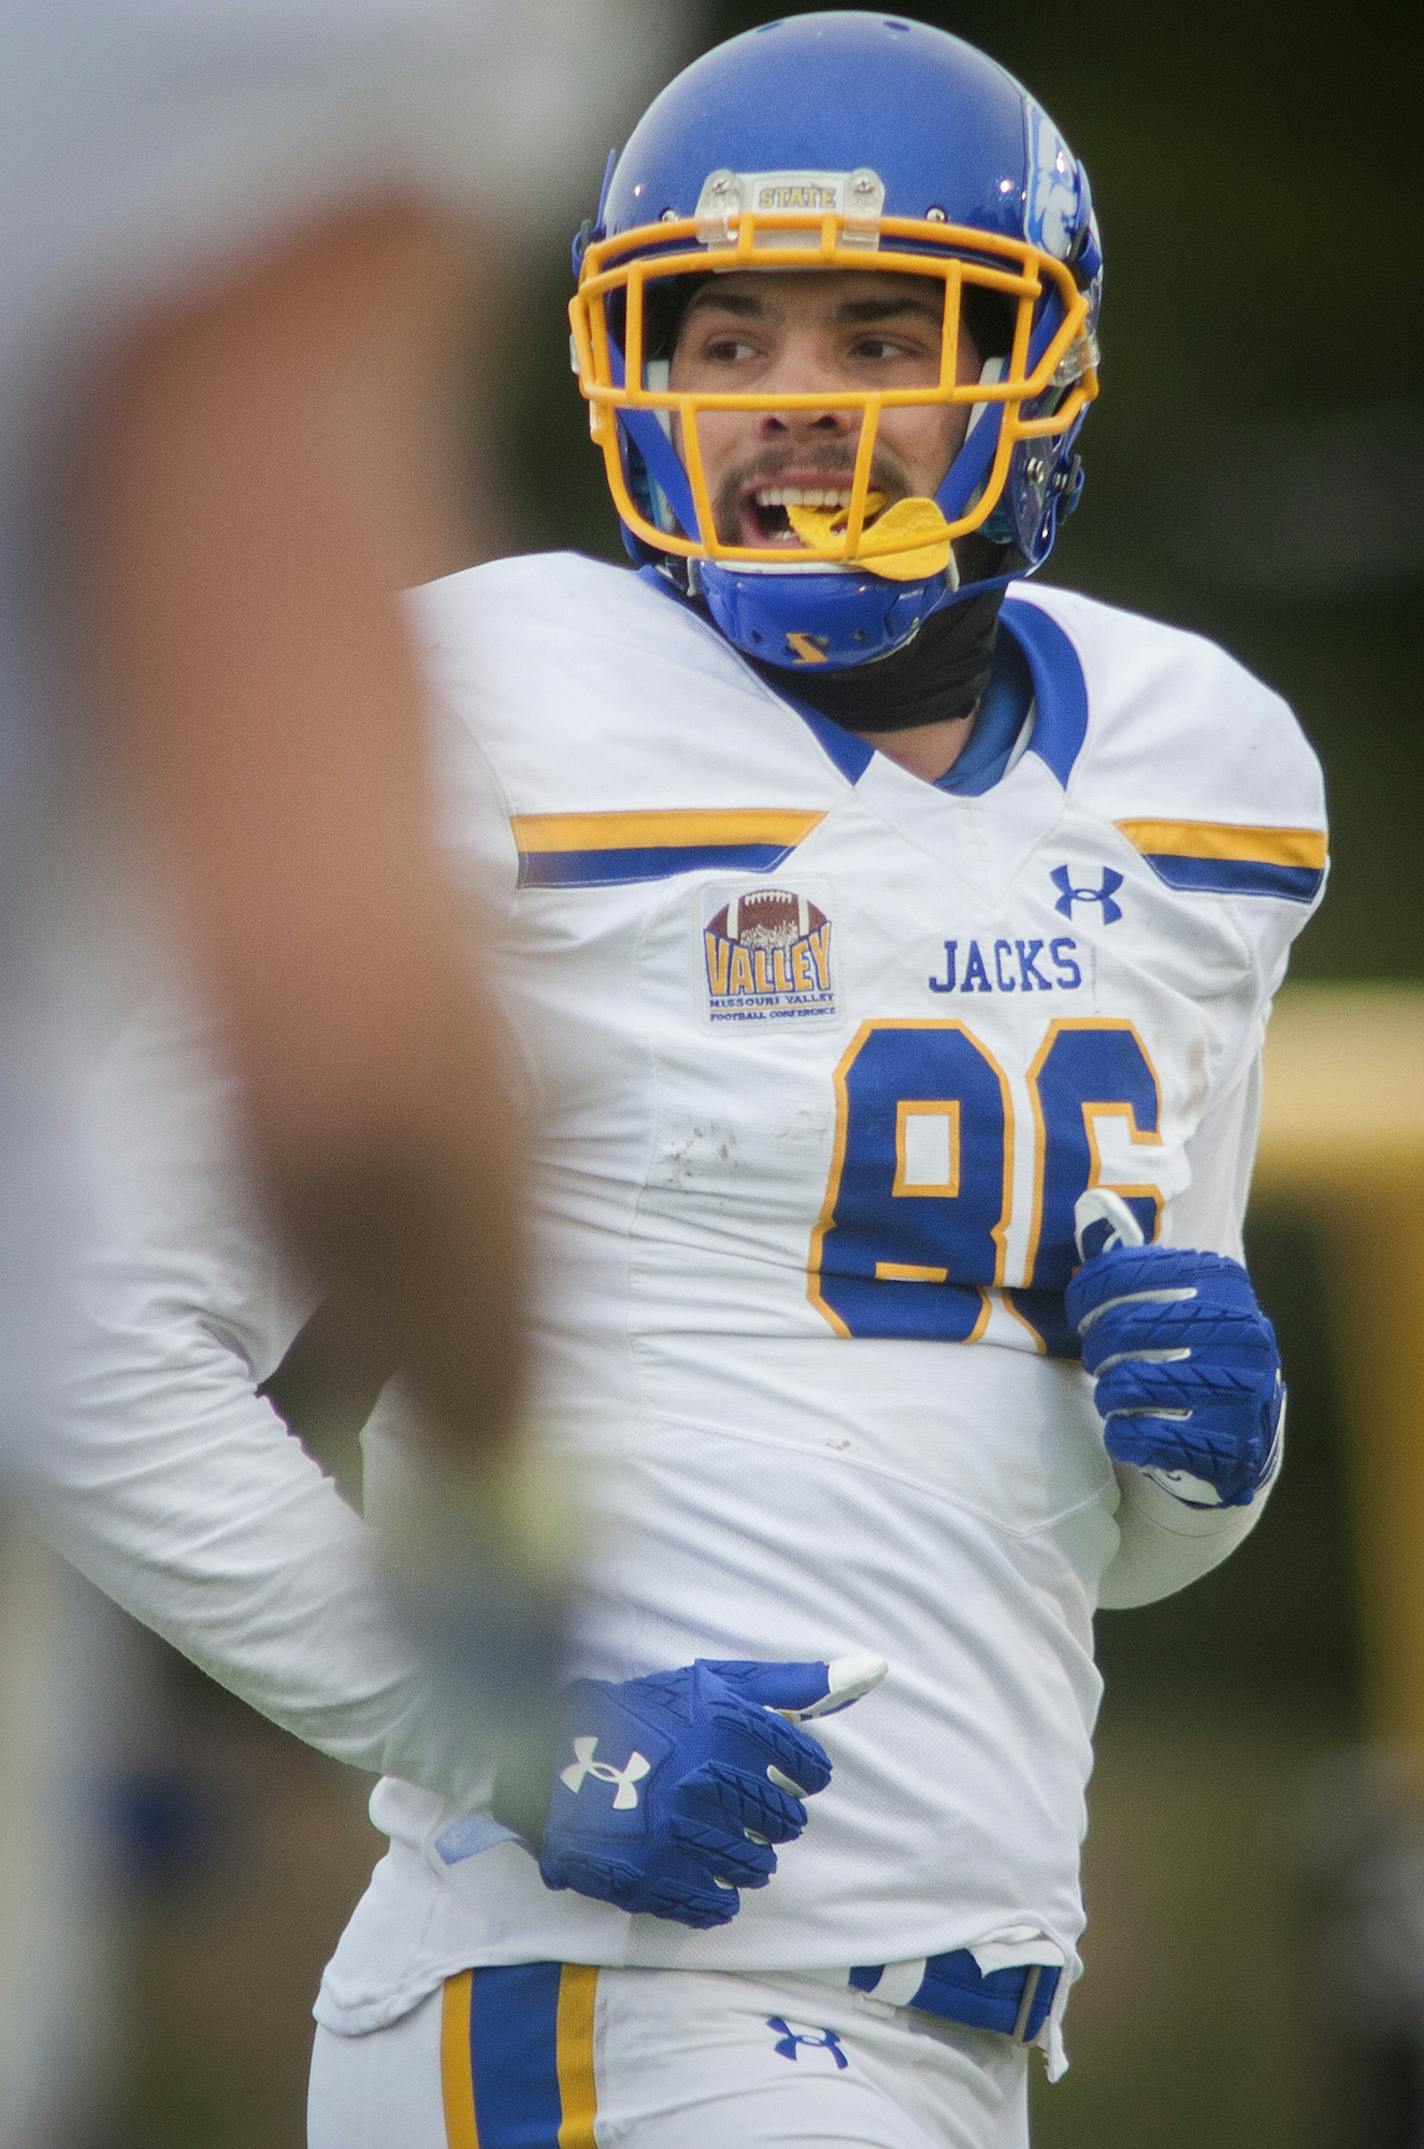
top-left (467, 1964), bottom-right (565, 2147)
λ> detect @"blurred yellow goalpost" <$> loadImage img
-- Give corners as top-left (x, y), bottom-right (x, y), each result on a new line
top-left (1256, 982), bottom-right (1424, 1760)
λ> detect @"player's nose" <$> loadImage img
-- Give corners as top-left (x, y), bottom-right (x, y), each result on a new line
top-left (753, 341), bottom-right (859, 440)
top-left (754, 398), bottom-right (858, 441)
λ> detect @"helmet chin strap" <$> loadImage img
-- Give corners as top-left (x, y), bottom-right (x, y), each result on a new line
top-left (743, 586), bottom-right (1005, 732)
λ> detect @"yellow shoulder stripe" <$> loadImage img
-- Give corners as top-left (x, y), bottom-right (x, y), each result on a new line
top-left (511, 808), bottom-right (826, 854)
top-left (1114, 819), bottom-right (1327, 869)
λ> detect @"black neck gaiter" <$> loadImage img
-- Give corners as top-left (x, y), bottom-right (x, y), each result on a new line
top-left (746, 589), bottom-right (1006, 733)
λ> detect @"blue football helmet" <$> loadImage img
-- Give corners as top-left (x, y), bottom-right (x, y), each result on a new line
top-left (570, 12), bottom-right (1102, 670)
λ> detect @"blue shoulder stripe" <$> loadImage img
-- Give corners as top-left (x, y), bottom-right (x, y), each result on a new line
top-left (1136, 853), bottom-right (1325, 902)
top-left (519, 840), bottom-right (802, 888)
top-left (513, 808), bottom-right (826, 889)
top-left (1115, 818), bottom-right (1327, 903)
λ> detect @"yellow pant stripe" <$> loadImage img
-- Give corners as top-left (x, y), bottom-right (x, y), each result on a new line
top-left (555, 1965), bottom-right (600, 2147)
top-left (441, 1971), bottom-right (479, 2149)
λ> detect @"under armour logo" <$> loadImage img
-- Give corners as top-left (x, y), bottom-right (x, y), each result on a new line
top-left (559, 1737), bottom-right (652, 1810)
top-left (767, 2017), bottom-right (849, 2069)
top-left (1050, 864), bottom-right (1123, 924)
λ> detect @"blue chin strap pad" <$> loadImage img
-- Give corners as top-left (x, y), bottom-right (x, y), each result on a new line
top-left (614, 357), bottom-right (702, 543)
top-left (937, 390), bottom-right (1005, 527)
top-left (933, 292), bottom-right (1071, 544)
top-left (697, 562), bottom-right (952, 669)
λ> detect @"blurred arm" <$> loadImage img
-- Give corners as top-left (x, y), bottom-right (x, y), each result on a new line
top-left (36, 998), bottom-right (499, 1812)
top-left (79, 200), bottom-right (522, 1464)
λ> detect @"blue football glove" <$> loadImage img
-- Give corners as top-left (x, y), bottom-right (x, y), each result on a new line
top-left (1067, 1192), bottom-right (1283, 1509)
top-left (533, 1652), bottom-right (885, 1929)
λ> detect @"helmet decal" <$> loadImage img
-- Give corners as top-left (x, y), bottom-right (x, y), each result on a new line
top-left (1024, 103), bottom-right (1088, 262)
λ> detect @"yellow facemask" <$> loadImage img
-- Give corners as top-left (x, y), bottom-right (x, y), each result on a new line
top-left (570, 205), bottom-right (1099, 576)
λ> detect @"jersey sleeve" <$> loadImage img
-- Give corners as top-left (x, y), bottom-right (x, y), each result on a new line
top-left (1097, 942), bottom-right (1299, 1607)
top-left (1079, 622), bottom-right (1324, 1608)
top-left (1097, 1448), bottom-right (1282, 1612)
top-left (410, 580), bottom-right (524, 921)
top-left (1164, 1049), bottom-right (1265, 1263)
top-left (36, 986), bottom-right (498, 1812)
top-left (1098, 617), bottom-right (1327, 1097)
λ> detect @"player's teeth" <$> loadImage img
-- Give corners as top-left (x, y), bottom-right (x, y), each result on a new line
top-left (755, 487), bottom-right (855, 508)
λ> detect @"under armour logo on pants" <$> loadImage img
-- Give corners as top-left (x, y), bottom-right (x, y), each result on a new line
top-left (767, 2017), bottom-right (849, 2068)
top-left (559, 1737), bottom-right (653, 1809)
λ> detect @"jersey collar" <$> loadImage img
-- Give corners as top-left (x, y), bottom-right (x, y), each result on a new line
top-left (636, 566), bottom-right (1089, 797)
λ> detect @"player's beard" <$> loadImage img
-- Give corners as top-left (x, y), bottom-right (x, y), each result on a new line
top-left (705, 442), bottom-right (915, 551)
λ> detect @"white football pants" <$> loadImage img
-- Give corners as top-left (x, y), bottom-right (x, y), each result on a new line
top-left (308, 1962), bottom-right (1032, 2149)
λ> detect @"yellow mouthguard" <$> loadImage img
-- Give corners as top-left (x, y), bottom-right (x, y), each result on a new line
top-left (785, 494), bottom-right (954, 582)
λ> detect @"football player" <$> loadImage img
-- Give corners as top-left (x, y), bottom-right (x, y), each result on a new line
top-left (54, 14), bottom-right (1325, 2148)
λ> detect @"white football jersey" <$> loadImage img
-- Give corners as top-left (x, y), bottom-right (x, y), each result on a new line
top-left (298, 554), bottom-right (1326, 2040)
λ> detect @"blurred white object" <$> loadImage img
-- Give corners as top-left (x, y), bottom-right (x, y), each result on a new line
top-left (0, 1), bottom-right (699, 2138)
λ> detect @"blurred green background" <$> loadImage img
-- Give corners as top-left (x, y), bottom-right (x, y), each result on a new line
top-left (109, 5), bottom-right (1422, 2144)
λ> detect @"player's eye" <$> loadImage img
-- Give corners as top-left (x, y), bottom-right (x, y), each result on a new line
top-left (699, 334), bottom-right (759, 365)
top-left (851, 334), bottom-right (932, 364)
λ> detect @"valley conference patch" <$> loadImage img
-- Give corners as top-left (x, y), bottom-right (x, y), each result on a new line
top-left (702, 885), bottom-right (836, 1025)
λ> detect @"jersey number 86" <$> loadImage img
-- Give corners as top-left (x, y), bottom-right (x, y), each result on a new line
top-left (809, 1017), bottom-right (1163, 1357)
